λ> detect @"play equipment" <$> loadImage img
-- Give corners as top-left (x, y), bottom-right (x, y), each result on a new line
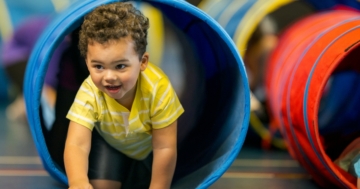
top-left (24, 0), bottom-right (250, 188)
top-left (198, 0), bottom-right (315, 149)
top-left (265, 9), bottom-right (360, 188)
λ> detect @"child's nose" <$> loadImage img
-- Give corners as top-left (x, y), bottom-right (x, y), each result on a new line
top-left (104, 70), bottom-right (117, 81)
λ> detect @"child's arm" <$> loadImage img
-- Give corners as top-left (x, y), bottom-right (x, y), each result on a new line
top-left (64, 121), bottom-right (93, 189)
top-left (357, 178), bottom-right (360, 189)
top-left (150, 120), bottom-right (178, 189)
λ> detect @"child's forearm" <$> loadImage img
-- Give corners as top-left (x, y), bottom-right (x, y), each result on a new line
top-left (64, 142), bottom-right (90, 185)
top-left (150, 148), bottom-right (177, 189)
top-left (64, 121), bottom-right (92, 187)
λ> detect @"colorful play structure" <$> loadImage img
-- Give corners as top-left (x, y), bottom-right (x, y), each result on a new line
top-left (4, 0), bottom-right (360, 188)
top-left (23, 0), bottom-right (250, 188)
top-left (199, 0), bottom-right (360, 188)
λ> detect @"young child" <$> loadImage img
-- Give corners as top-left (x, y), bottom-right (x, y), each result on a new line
top-left (64, 2), bottom-right (184, 189)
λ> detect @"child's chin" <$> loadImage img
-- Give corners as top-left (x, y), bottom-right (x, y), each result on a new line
top-left (107, 92), bottom-right (121, 99)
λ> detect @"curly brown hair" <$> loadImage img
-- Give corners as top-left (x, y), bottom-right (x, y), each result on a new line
top-left (78, 2), bottom-right (149, 59)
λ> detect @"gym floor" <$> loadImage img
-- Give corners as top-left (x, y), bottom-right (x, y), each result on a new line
top-left (0, 102), bottom-right (322, 189)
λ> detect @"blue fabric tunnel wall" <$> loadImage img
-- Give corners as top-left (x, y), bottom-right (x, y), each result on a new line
top-left (23, 0), bottom-right (250, 188)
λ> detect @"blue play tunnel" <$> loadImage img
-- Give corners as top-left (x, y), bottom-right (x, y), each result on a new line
top-left (23, 0), bottom-right (250, 188)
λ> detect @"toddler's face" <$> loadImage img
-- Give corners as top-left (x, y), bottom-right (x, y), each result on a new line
top-left (85, 36), bottom-right (148, 106)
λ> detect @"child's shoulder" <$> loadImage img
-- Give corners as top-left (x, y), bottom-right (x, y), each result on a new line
top-left (143, 62), bottom-right (169, 82)
top-left (140, 62), bottom-right (170, 92)
top-left (146, 62), bottom-right (166, 74)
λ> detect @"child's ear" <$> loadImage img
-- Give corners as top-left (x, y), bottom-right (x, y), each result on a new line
top-left (140, 52), bottom-right (149, 71)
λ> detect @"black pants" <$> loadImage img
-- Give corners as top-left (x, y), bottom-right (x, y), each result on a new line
top-left (88, 129), bottom-right (152, 189)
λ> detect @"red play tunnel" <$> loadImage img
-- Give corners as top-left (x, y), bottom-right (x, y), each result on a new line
top-left (266, 10), bottom-right (360, 188)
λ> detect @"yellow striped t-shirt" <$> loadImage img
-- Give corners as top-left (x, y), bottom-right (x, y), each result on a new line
top-left (66, 63), bottom-right (184, 160)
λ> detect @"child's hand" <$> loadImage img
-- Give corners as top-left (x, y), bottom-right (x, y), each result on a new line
top-left (69, 181), bottom-right (93, 189)
top-left (357, 178), bottom-right (360, 189)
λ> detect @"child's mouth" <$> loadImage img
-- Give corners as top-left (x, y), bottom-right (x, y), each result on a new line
top-left (105, 85), bottom-right (121, 94)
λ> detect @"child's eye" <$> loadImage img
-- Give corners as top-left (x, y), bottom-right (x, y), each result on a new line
top-left (94, 65), bottom-right (103, 70)
top-left (116, 64), bottom-right (126, 69)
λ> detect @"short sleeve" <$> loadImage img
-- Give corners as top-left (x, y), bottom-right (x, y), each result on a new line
top-left (66, 78), bottom-right (99, 130)
top-left (150, 77), bottom-right (184, 129)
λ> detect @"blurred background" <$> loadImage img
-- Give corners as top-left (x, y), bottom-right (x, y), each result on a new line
top-left (1, 0), bottom-right (360, 188)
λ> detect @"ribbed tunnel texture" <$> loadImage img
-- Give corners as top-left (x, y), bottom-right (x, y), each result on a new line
top-left (265, 10), bottom-right (360, 188)
top-left (153, 2), bottom-right (246, 183)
